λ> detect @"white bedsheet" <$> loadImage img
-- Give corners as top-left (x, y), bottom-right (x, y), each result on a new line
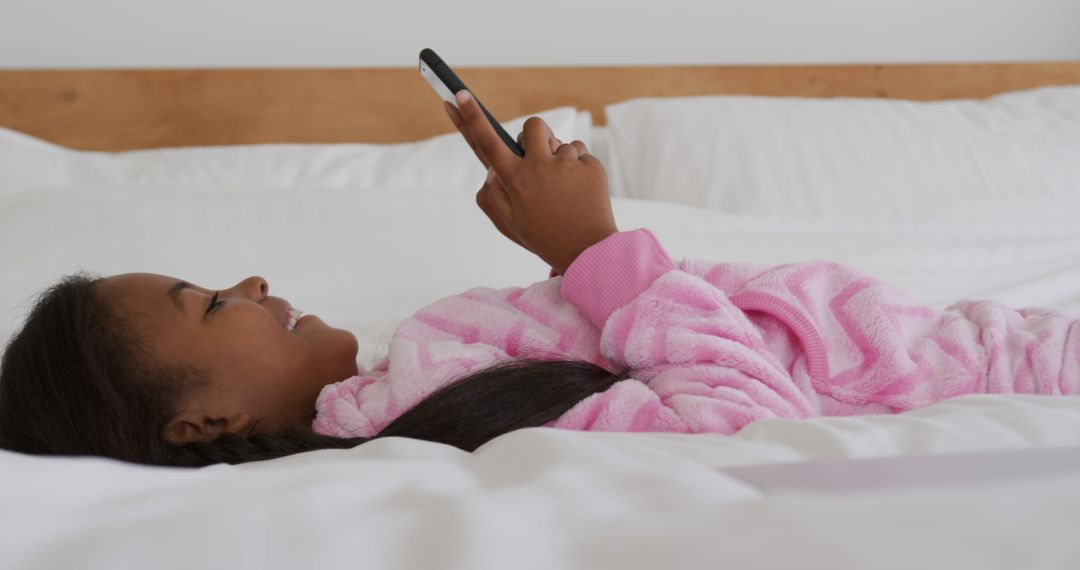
top-left (3, 104), bottom-right (1080, 568)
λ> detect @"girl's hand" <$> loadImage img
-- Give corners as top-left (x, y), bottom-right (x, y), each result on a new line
top-left (442, 93), bottom-right (618, 275)
top-left (444, 101), bottom-right (559, 257)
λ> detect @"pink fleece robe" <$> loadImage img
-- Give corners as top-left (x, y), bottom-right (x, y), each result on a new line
top-left (313, 228), bottom-right (1080, 438)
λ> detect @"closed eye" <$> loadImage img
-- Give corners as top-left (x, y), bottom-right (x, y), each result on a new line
top-left (205, 291), bottom-right (223, 316)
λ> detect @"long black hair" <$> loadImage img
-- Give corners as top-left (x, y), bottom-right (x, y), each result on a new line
top-left (0, 272), bottom-right (627, 468)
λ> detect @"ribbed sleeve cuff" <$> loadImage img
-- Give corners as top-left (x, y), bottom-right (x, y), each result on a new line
top-left (560, 228), bottom-right (678, 330)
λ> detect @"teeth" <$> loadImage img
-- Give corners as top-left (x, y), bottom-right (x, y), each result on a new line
top-left (286, 307), bottom-right (304, 331)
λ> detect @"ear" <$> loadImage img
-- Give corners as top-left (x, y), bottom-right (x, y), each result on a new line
top-left (164, 413), bottom-right (254, 445)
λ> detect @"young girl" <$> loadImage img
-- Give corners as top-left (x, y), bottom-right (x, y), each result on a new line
top-left (2, 89), bottom-right (1078, 467)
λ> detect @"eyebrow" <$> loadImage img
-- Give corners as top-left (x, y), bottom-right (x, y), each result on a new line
top-left (166, 280), bottom-right (191, 316)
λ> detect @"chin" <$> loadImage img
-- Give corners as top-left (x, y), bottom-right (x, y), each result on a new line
top-left (343, 331), bottom-right (359, 356)
top-left (334, 331), bottom-right (360, 374)
top-left (309, 324), bottom-right (360, 376)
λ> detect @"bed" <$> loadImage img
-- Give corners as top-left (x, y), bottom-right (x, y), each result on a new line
top-left (2, 62), bottom-right (1080, 569)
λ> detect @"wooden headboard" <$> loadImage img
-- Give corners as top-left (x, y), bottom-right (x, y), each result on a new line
top-left (1, 62), bottom-right (1079, 151)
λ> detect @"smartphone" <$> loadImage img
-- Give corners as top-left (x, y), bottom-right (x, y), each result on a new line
top-left (419, 48), bottom-right (525, 157)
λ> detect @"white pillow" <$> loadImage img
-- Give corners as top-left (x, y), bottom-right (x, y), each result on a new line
top-left (0, 107), bottom-right (587, 193)
top-left (603, 86), bottom-right (1080, 221)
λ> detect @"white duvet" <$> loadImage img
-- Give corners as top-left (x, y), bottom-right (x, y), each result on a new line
top-left (4, 396), bottom-right (1080, 570)
top-left (2, 89), bottom-right (1080, 569)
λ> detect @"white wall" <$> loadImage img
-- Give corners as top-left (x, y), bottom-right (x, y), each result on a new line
top-left (1, 0), bottom-right (1078, 68)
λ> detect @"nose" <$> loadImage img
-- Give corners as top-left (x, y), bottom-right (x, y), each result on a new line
top-left (234, 276), bottom-right (268, 301)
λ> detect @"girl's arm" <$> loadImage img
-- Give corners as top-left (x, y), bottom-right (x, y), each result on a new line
top-left (446, 92), bottom-right (817, 432)
top-left (549, 229), bottom-right (821, 434)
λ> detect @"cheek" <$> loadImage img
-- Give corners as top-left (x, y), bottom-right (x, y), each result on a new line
top-left (218, 312), bottom-right (299, 367)
top-left (224, 311), bottom-right (357, 374)
top-left (225, 332), bottom-right (296, 372)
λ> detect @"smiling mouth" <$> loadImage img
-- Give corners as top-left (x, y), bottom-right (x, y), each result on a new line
top-left (285, 307), bottom-right (305, 331)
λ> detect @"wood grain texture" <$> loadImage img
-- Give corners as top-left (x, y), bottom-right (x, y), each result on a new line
top-left (1, 62), bottom-right (1078, 151)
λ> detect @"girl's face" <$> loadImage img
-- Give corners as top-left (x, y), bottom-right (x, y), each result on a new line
top-left (95, 273), bottom-right (359, 445)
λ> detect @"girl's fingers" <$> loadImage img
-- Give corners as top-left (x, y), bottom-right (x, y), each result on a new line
top-left (522, 116), bottom-right (556, 157)
top-left (578, 152), bottom-right (603, 166)
top-left (483, 176), bottom-right (515, 225)
top-left (444, 100), bottom-right (462, 127)
top-left (554, 140), bottom-right (590, 160)
top-left (520, 130), bottom-right (558, 156)
top-left (476, 179), bottom-right (526, 250)
top-left (444, 101), bottom-right (489, 169)
top-left (554, 142), bottom-right (580, 159)
top-left (454, 90), bottom-right (519, 179)
top-left (535, 135), bottom-right (560, 154)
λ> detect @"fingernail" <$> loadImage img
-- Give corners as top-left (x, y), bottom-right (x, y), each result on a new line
top-left (485, 167), bottom-right (496, 183)
top-left (455, 90), bottom-right (471, 106)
